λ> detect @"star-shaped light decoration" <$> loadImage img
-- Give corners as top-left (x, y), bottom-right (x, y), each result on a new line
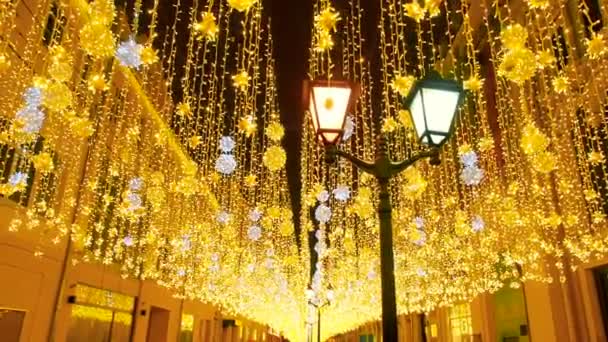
top-left (586, 33), bottom-right (606, 59)
top-left (238, 115), bottom-right (257, 137)
top-left (315, 30), bottom-right (334, 51)
top-left (265, 121), bottom-right (285, 142)
top-left (391, 74), bottom-right (415, 97)
top-left (244, 174), bottom-right (257, 187)
top-left (176, 101), bottom-right (192, 117)
top-left (526, 0), bottom-right (549, 9)
top-left (552, 75), bottom-right (569, 94)
top-left (188, 135), bottom-right (202, 147)
top-left (87, 73), bottom-right (109, 93)
top-left (381, 117), bottom-right (399, 133)
top-left (232, 70), bottom-right (250, 92)
top-left (140, 46), bottom-right (159, 65)
top-left (588, 151), bottom-right (605, 165)
top-left (315, 6), bottom-right (340, 32)
top-left (536, 50), bottom-right (556, 69)
top-left (403, 2), bottom-right (425, 22)
top-left (463, 75), bottom-right (484, 92)
top-left (194, 12), bottom-right (219, 41)
top-left (227, 0), bottom-right (257, 12)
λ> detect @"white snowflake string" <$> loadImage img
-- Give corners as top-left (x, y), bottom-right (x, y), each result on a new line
top-left (248, 208), bottom-right (262, 222)
top-left (414, 216), bottom-right (425, 229)
top-left (246, 263), bottom-right (255, 273)
top-left (219, 136), bottom-right (236, 153)
top-left (416, 268), bottom-right (427, 277)
top-left (8, 172), bottom-right (28, 187)
top-left (461, 165), bottom-right (484, 186)
top-left (216, 210), bottom-right (230, 224)
top-left (129, 177), bottom-right (143, 191)
top-left (472, 215), bottom-right (485, 232)
top-left (15, 106), bottom-right (45, 134)
top-left (342, 115), bottom-right (355, 141)
top-left (264, 258), bottom-right (275, 269)
top-left (459, 151), bottom-right (479, 167)
top-left (123, 235), bottom-right (134, 247)
top-left (414, 229), bottom-right (427, 246)
top-left (247, 225), bottom-right (262, 241)
top-left (316, 190), bottom-right (330, 202)
top-left (115, 38), bottom-right (143, 68)
top-left (23, 87), bottom-right (44, 107)
top-left (210, 253), bottom-right (220, 262)
top-left (315, 204), bottom-right (332, 223)
top-left (215, 154), bottom-right (237, 175)
top-left (177, 268), bottom-right (186, 277)
top-left (126, 192), bottom-right (143, 212)
top-left (367, 269), bottom-right (377, 280)
top-left (181, 235), bottom-right (191, 251)
top-left (332, 185), bottom-right (351, 201)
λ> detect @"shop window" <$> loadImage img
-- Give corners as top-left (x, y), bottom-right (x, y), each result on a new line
top-left (0, 309), bottom-right (26, 342)
top-left (67, 284), bottom-right (135, 342)
top-left (449, 303), bottom-right (473, 342)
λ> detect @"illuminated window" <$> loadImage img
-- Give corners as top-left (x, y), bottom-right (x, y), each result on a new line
top-left (449, 303), bottom-right (473, 342)
top-left (180, 314), bottom-right (194, 342)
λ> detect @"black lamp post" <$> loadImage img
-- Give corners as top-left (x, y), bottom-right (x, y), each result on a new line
top-left (306, 287), bottom-right (334, 342)
top-left (303, 72), bottom-right (464, 342)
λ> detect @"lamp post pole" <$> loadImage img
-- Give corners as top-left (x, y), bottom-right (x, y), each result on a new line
top-left (326, 137), bottom-right (440, 342)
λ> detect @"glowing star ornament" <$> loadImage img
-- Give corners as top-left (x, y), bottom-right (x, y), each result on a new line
top-left (87, 73), bottom-right (109, 93)
top-left (315, 204), bottom-right (332, 223)
top-left (463, 75), bottom-right (484, 92)
top-left (382, 117), bottom-right (399, 133)
top-left (315, 30), bottom-right (334, 51)
top-left (333, 185), bottom-right (350, 202)
top-left (232, 70), bottom-right (250, 91)
top-left (403, 2), bottom-right (425, 22)
top-left (500, 24), bottom-right (528, 50)
top-left (588, 151), bottom-right (605, 165)
top-left (123, 235), bottom-right (134, 247)
top-left (315, 6), bottom-right (340, 32)
top-left (317, 190), bottom-right (330, 203)
top-left (115, 38), bottom-right (143, 68)
top-left (526, 0), bottom-right (549, 9)
top-left (176, 102), bottom-right (192, 117)
top-left (247, 225), bottom-right (262, 241)
top-left (238, 116), bottom-right (257, 137)
top-left (227, 0), bottom-right (257, 12)
top-left (140, 46), bottom-right (159, 65)
top-left (586, 34), bottom-right (606, 59)
top-left (249, 208), bottom-right (262, 222)
top-left (194, 12), bottom-right (219, 41)
top-left (552, 75), bottom-right (569, 94)
top-left (31, 153), bottom-right (54, 174)
top-left (461, 165), bottom-right (484, 186)
top-left (80, 21), bottom-right (115, 58)
top-left (391, 74), bottom-right (416, 97)
top-left (536, 50), bottom-right (556, 69)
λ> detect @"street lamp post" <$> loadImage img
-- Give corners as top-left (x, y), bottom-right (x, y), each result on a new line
top-left (304, 72), bottom-right (464, 342)
top-left (306, 288), bottom-right (334, 342)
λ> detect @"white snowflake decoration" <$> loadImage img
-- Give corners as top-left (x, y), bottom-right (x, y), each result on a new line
top-left (123, 235), bottom-right (134, 247)
top-left (181, 235), bottom-right (191, 251)
top-left (247, 225), bottom-right (262, 241)
top-left (315, 229), bottom-right (325, 240)
top-left (472, 215), bottom-right (485, 232)
top-left (316, 190), bottom-right (330, 202)
top-left (15, 106), bottom-right (45, 134)
top-left (343, 115), bottom-right (355, 141)
top-left (315, 204), bottom-right (332, 223)
top-left (414, 216), bottom-right (425, 229)
top-left (116, 38), bottom-right (143, 68)
top-left (129, 177), bottom-right (144, 191)
top-left (126, 192), bottom-right (143, 212)
top-left (414, 229), bottom-right (427, 246)
top-left (248, 208), bottom-right (262, 222)
top-left (246, 263), bottom-right (255, 273)
top-left (461, 165), bottom-right (484, 186)
top-left (216, 210), bottom-right (231, 224)
top-left (219, 136), bottom-right (236, 153)
top-left (177, 268), bottom-right (186, 277)
top-left (266, 248), bottom-right (275, 257)
top-left (333, 185), bottom-right (351, 201)
top-left (459, 151), bottom-right (479, 167)
top-left (215, 154), bottom-right (237, 175)
top-left (23, 87), bottom-right (44, 107)
top-left (264, 258), bottom-right (275, 269)
top-left (8, 172), bottom-right (28, 187)
top-left (210, 253), bottom-right (220, 262)
top-left (416, 268), bottom-right (427, 277)
top-left (367, 269), bottom-right (377, 280)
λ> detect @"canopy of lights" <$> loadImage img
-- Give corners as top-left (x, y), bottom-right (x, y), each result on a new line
top-left (0, 0), bottom-right (607, 340)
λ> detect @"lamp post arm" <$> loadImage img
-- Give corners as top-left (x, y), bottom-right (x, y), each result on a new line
top-left (390, 148), bottom-right (440, 175)
top-left (327, 146), bottom-right (376, 175)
